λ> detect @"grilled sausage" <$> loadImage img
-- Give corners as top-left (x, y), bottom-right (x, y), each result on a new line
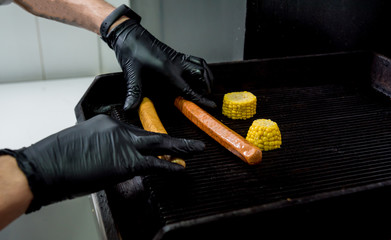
top-left (138, 97), bottom-right (186, 167)
top-left (174, 97), bottom-right (262, 165)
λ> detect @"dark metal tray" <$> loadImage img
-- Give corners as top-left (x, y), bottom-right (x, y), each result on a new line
top-left (75, 51), bottom-right (391, 240)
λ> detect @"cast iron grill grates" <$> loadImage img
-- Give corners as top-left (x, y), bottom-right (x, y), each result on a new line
top-left (108, 81), bottom-right (391, 226)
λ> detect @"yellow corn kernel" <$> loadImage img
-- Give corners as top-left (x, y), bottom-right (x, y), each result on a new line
top-left (246, 119), bottom-right (282, 151)
top-left (222, 91), bottom-right (257, 120)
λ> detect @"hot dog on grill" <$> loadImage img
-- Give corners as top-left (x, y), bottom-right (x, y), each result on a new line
top-left (138, 97), bottom-right (186, 167)
top-left (174, 96), bottom-right (262, 165)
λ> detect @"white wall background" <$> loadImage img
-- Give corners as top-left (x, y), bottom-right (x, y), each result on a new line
top-left (0, 0), bottom-right (246, 84)
top-left (0, 1), bottom-right (246, 239)
top-left (0, 1), bottom-right (124, 84)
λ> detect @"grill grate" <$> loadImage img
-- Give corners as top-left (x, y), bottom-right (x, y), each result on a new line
top-left (107, 83), bottom-right (391, 226)
top-left (75, 53), bottom-right (391, 239)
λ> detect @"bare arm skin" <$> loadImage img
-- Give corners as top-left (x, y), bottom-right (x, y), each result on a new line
top-left (0, 155), bottom-right (33, 230)
top-left (13, 0), bottom-right (128, 34)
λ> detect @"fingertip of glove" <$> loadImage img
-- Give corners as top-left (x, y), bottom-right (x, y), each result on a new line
top-left (188, 139), bottom-right (205, 152)
top-left (123, 96), bottom-right (141, 111)
top-left (123, 103), bottom-right (132, 111)
top-left (157, 158), bottom-right (186, 173)
top-left (171, 163), bottom-right (186, 171)
top-left (200, 98), bottom-right (217, 109)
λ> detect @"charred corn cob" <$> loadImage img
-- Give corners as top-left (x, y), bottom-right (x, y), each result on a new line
top-left (222, 91), bottom-right (257, 120)
top-left (246, 119), bottom-right (282, 151)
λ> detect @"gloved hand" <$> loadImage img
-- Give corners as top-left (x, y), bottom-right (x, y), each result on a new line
top-left (102, 17), bottom-right (216, 111)
top-left (2, 114), bottom-right (204, 212)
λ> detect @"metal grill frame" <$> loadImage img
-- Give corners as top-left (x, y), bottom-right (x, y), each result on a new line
top-left (75, 51), bottom-right (391, 240)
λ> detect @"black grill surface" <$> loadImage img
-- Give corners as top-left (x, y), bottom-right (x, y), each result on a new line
top-left (111, 82), bottom-right (391, 220)
top-left (75, 52), bottom-right (391, 240)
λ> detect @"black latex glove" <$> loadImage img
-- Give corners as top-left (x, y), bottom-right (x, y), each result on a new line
top-left (103, 19), bottom-right (216, 111)
top-left (2, 114), bottom-right (204, 212)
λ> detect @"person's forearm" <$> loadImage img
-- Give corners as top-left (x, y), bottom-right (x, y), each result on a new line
top-left (0, 155), bottom-right (33, 230)
top-left (13, 0), bottom-right (117, 34)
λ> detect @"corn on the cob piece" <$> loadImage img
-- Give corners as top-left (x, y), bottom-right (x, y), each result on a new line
top-left (246, 119), bottom-right (282, 151)
top-left (222, 91), bottom-right (257, 120)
